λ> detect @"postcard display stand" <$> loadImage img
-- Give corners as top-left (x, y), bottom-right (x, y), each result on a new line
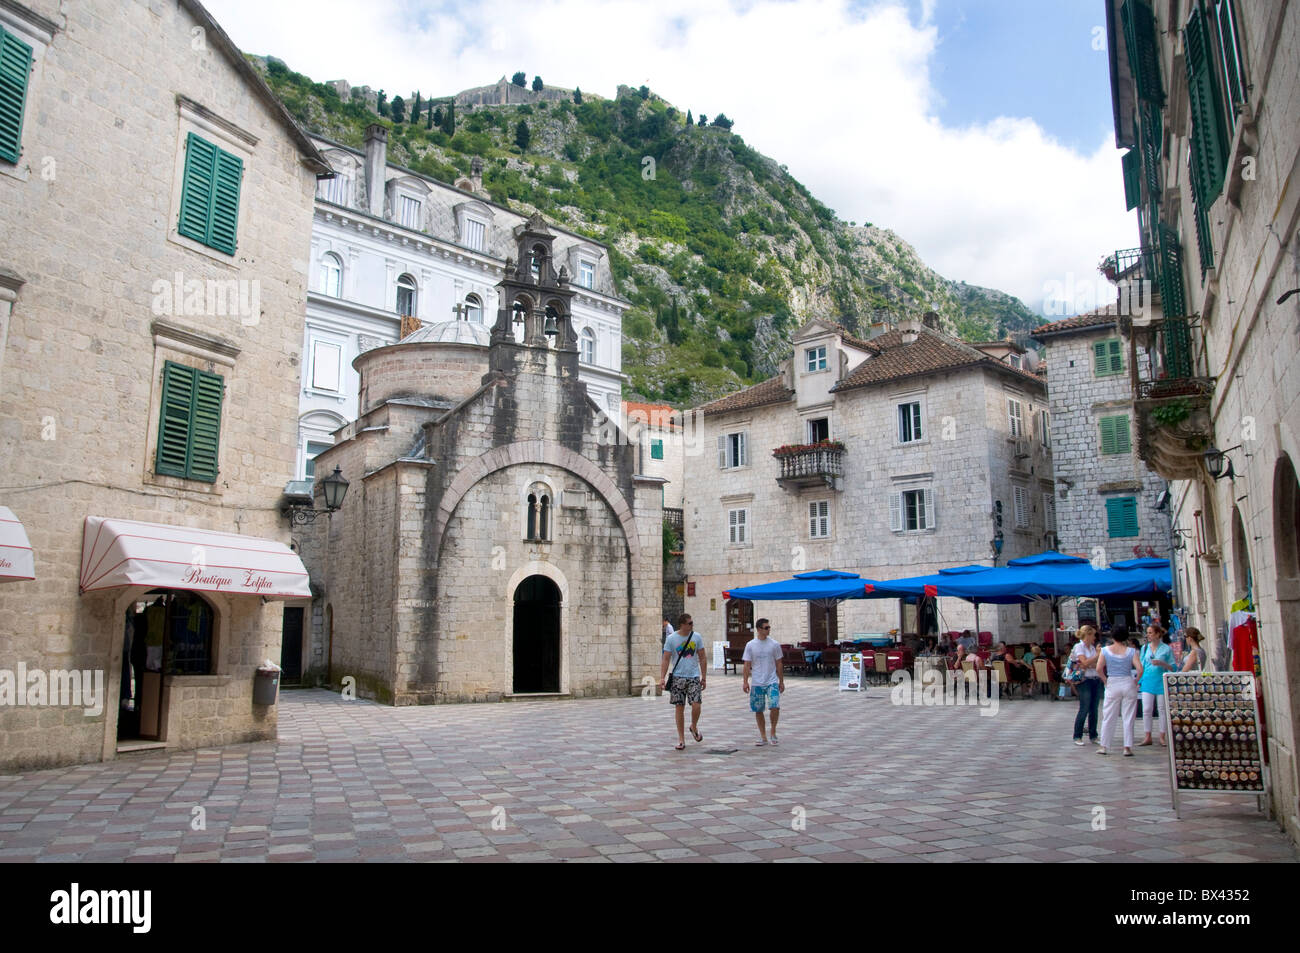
top-left (1164, 671), bottom-right (1268, 819)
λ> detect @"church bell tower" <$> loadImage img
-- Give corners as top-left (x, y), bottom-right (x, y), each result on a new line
top-left (491, 212), bottom-right (579, 364)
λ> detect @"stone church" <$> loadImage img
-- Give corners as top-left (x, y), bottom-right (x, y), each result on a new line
top-left (303, 214), bottom-right (663, 703)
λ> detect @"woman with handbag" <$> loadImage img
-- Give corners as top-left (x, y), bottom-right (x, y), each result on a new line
top-left (1070, 625), bottom-right (1103, 746)
top-left (1097, 624), bottom-right (1144, 756)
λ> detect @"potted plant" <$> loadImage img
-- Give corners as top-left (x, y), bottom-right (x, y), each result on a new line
top-left (1098, 254), bottom-right (1118, 282)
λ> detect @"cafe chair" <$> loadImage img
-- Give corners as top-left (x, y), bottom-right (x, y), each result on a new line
top-left (1032, 658), bottom-right (1055, 699)
top-left (723, 646), bottom-right (744, 675)
top-left (874, 651), bottom-right (889, 686)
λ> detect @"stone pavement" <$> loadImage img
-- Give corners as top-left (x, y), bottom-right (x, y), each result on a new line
top-left (0, 675), bottom-right (1295, 863)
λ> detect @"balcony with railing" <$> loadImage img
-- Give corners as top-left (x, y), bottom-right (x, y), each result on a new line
top-left (773, 441), bottom-right (845, 490)
top-left (1128, 302), bottom-right (1215, 481)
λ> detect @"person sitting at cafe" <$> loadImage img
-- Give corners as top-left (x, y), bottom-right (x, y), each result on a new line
top-left (995, 642), bottom-right (1032, 684)
top-left (957, 630), bottom-right (977, 653)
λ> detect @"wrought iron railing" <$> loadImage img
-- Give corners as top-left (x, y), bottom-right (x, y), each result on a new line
top-left (663, 507), bottom-right (683, 538)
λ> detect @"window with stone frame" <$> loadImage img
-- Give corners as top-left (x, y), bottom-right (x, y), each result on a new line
top-left (398, 195), bottom-right (422, 230)
top-left (463, 217), bottom-right (487, 252)
top-left (805, 345), bottom-right (828, 372)
top-left (578, 259), bottom-right (595, 289)
top-left (320, 253), bottom-right (343, 298)
top-left (717, 431), bottom-right (748, 469)
top-left (727, 507), bottom-right (750, 545)
top-left (898, 401), bottom-right (922, 443)
top-left (526, 484), bottom-right (554, 541)
top-left (809, 500), bottom-right (830, 539)
top-left (889, 488), bottom-right (935, 532)
top-left (1013, 485), bottom-right (1030, 529)
top-left (1007, 398), bottom-right (1024, 437)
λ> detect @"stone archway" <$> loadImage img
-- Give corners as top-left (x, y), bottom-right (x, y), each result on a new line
top-left (513, 575), bottom-right (561, 693)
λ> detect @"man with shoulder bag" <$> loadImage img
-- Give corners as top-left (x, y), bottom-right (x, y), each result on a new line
top-left (661, 613), bottom-right (706, 751)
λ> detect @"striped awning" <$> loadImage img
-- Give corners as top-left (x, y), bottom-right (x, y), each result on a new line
top-left (79, 516), bottom-right (310, 599)
top-left (0, 507), bottom-right (36, 583)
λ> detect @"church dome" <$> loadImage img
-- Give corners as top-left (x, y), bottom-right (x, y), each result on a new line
top-left (401, 319), bottom-right (490, 347)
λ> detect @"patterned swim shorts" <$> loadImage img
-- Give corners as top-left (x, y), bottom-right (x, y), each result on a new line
top-left (670, 676), bottom-right (702, 706)
top-left (749, 684), bottom-right (781, 712)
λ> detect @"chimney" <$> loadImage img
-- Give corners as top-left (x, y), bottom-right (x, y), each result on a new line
top-left (899, 316), bottom-right (922, 344)
top-left (364, 123), bottom-right (388, 217)
top-left (921, 310), bottom-right (941, 331)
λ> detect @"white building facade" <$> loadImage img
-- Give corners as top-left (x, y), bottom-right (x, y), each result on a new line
top-left (297, 125), bottom-right (627, 480)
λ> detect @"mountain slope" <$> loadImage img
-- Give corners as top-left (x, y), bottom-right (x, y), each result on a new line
top-left (256, 59), bottom-right (1041, 404)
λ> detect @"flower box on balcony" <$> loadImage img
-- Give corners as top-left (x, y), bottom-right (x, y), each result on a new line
top-left (772, 439), bottom-right (846, 458)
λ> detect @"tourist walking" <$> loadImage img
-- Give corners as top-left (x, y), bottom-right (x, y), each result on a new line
top-left (661, 613), bottom-right (705, 750)
top-left (1097, 624), bottom-right (1144, 756)
top-left (1139, 624), bottom-right (1175, 746)
top-left (1071, 624), bottom-right (1103, 745)
top-left (742, 618), bottom-right (784, 746)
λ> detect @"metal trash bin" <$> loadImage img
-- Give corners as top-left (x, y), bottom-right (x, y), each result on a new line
top-left (253, 668), bottom-right (280, 705)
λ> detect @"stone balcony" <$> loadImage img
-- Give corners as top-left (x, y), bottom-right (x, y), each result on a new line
top-left (773, 442), bottom-right (845, 491)
top-left (1128, 316), bottom-right (1216, 481)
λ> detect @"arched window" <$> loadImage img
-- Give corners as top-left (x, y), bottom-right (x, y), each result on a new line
top-left (465, 294), bottom-right (483, 323)
top-left (525, 483), bottom-right (553, 541)
top-left (581, 327), bottom-right (596, 364)
top-left (321, 253), bottom-right (342, 298)
top-left (396, 274), bottom-right (417, 316)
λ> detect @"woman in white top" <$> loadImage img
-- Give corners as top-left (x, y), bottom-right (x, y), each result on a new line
top-left (1097, 624), bottom-right (1144, 756)
top-left (1070, 625), bottom-right (1103, 745)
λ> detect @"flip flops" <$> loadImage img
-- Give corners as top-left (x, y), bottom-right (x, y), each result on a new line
top-left (674, 742), bottom-right (685, 750)
top-left (690, 727), bottom-right (703, 743)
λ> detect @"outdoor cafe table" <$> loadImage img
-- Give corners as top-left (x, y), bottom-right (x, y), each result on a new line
top-left (803, 650), bottom-right (823, 675)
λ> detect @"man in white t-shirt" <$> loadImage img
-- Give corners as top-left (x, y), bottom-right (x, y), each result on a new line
top-left (742, 618), bottom-right (785, 746)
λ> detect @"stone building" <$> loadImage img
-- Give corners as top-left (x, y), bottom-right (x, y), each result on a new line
top-left (1103, 0), bottom-right (1299, 846)
top-left (1032, 305), bottom-right (1172, 627)
top-left (681, 316), bottom-right (1056, 650)
top-left (0, 0), bottom-right (326, 770)
top-left (296, 125), bottom-right (626, 484)
top-left (301, 214), bottom-right (662, 704)
top-left (623, 401), bottom-right (687, 623)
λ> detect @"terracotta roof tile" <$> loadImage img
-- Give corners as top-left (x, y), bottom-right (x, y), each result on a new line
top-left (1031, 305), bottom-right (1119, 338)
top-left (695, 375), bottom-right (794, 417)
top-left (831, 328), bottom-right (1045, 392)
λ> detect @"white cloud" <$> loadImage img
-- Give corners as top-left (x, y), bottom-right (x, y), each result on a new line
top-left (205, 0), bottom-right (1135, 316)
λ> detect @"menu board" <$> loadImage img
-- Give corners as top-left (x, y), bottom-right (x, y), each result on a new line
top-left (839, 652), bottom-right (863, 692)
top-left (712, 642), bottom-right (725, 672)
top-left (1164, 671), bottom-right (1265, 816)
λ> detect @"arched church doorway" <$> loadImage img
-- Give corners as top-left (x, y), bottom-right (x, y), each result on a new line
top-left (513, 575), bottom-right (561, 693)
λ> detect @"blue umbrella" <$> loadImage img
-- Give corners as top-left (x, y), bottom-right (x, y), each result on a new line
top-left (723, 569), bottom-right (890, 607)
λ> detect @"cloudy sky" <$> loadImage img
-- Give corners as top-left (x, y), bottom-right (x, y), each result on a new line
top-left (206, 0), bottom-right (1137, 317)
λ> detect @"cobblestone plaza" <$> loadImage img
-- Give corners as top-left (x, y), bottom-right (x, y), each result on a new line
top-left (1, 678), bottom-right (1294, 863)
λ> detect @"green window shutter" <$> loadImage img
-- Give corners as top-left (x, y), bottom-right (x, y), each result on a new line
top-left (1114, 415), bottom-right (1131, 454)
top-left (157, 362), bottom-right (197, 478)
top-left (650, 438), bottom-right (664, 460)
top-left (1122, 150), bottom-right (1141, 210)
top-left (1100, 416), bottom-right (1116, 455)
top-left (1107, 497), bottom-right (1139, 538)
top-left (178, 132), bottom-right (242, 254)
top-left (0, 28), bottom-right (33, 164)
top-left (189, 370), bottom-right (224, 482)
top-left (1185, 8), bottom-right (1229, 207)
top-left (209, 149), bottom-right (243, 255)
top-left (1107, 339), bottom-right (1123, 375)
top-left (155, 361), bottom-right (223, 482)
top-left (1164, 318), bottom-right (1193, 378)
top-left (1156, 224), bottom-right (1186, 319)
top-left (1093, 341), bottom-right (1109, 377)
top-left (1215, 0), bottom-right (1246, 114)
top-left (1122, 0), bottom-right (1163, 104)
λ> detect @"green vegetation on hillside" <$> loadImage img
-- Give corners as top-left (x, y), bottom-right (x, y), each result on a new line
top-left (257, 57), bottom-right (1042, 404)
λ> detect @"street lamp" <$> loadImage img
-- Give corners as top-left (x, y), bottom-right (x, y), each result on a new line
top-left (1203, 445), bottom-right (1240, 481)
top-left (283, 467), bottom-right (350, 525)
